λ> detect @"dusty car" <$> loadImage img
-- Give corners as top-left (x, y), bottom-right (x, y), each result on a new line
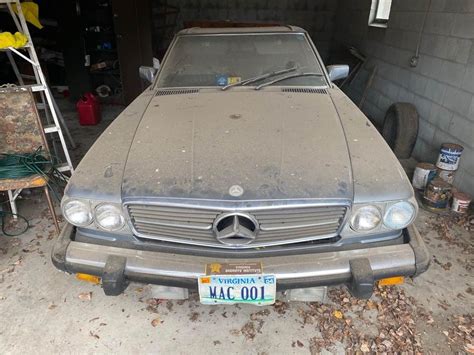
top-left (52, 26), bottom-right (429, 304)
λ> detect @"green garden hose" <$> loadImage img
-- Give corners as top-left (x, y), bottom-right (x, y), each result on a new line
top-left (0, 147), bottom-right (68, 236)
top-left (0, 147), bottom-right (51, 179)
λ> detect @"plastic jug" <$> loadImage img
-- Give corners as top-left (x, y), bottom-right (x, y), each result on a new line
top-left (77, 92), bottom-right (101, 125)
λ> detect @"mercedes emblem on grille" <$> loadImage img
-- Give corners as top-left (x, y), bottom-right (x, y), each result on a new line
top-left (213, 212), bottom-right (259, 246)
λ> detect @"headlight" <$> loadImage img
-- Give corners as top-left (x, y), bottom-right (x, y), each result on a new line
top-left (62, 200), bottom-right (92, 227)
top-left (350, 205), bottom-right (381, 232)
top-left (95, 204), bottom-right (125, 231)
top-left (384, 201), bottom-right (415, 230)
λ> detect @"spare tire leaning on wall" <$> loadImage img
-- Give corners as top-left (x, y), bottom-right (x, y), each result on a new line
top-left (382, 103), bottom-right (419, 159)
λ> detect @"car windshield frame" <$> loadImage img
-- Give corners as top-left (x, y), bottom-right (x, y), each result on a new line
top-left (153, 31), bottom-right (331, 90)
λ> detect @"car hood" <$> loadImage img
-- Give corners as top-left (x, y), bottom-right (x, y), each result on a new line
top-left (122, 89), bottom-right (353, 201)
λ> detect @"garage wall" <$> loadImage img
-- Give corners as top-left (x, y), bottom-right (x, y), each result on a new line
top-left (151, 0), bottom-right (339, 60)
top-left (334, 0), bottom-right (474, 195)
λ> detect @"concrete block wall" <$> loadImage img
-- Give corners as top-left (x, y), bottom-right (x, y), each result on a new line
top-left (334, 0), bottom-right (474, 195)
top-left (151, 0), bottom-right (339, 60)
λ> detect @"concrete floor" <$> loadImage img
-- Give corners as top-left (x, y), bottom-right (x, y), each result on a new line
top-left (0, 101), bottom-right (472, 353)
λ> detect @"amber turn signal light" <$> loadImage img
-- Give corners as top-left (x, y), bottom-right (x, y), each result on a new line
top-left (76, 273), bottom-right (101, 284)
top-left (378, 276), bottom-right (404, 286)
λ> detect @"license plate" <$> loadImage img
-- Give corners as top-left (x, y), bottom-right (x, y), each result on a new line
top-left (198, 262), bottom-right (276, 306)
top-left (198, 274), bottom-right (276, 305)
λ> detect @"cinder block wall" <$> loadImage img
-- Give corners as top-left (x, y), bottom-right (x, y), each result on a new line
top-left (152, 0), bottom-right (339, 60)
top-left (335, 0), bottom-right (474, 195)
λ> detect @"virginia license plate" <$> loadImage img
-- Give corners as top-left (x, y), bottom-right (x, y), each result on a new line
top-left (198, 262), bottom-right (276, 306)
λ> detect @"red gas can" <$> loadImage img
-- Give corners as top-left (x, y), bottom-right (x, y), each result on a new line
top-left (77, 92), bottom-right (101, 125)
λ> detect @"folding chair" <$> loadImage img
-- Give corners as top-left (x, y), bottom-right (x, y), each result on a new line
top-left (0, 86), bottom-right (60, 234)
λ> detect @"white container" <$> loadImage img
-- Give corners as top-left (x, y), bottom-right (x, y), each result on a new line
top-left (412, 163), bottom-right (436, 190)
top-left (451, 192), bottom-right (471, 214)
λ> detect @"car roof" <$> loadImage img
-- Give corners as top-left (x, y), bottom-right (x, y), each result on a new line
top-left (177, 25), bottom-right (306, 35)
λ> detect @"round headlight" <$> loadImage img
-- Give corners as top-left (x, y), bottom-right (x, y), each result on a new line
top-left (384, 201), bottom-right (415, 230)
top-left (95, 204), bottom-right (125, 231)
top-left (350, 205), bottom-right (381, 232)
top-left (62, 200), bottom-right (92, 227)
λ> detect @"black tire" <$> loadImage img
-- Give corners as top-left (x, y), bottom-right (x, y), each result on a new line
top-left (382, 103), bottom-right (419, 159)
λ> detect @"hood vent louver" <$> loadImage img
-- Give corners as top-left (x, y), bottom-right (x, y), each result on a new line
top-left (282, 88), bottom-right (328, 94)
top-left (156, 88), bottom-right (199, 96)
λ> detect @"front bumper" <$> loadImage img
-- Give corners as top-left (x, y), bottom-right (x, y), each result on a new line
top-left (52, 223), bottom-right (430, 298)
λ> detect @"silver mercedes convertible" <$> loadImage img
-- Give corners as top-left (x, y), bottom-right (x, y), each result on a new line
top-left (52, 26), bottom-right (429, 304)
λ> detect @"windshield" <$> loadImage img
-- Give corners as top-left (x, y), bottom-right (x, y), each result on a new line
top-left (156, 33), bottom-right (326, 88)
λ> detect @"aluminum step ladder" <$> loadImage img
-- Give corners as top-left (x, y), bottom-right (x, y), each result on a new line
top-left (1, 0), bottom-right (75, 174)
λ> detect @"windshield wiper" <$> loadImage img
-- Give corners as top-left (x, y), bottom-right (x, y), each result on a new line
top-left (255, 72), bottom-right (324, 90)
top-left (221, 66), bottom-right (298, 90)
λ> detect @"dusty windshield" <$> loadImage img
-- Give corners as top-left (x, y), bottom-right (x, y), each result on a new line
top-left (156, 33), bottom-right (326, 88)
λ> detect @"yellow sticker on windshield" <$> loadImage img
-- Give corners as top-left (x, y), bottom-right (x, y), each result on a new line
top-left (227, 76), bottom-right (241, 85)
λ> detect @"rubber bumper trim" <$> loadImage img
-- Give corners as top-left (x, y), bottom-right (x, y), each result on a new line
top-left (406, 224), bottom-right (430, 276)
top-left (349, 258), bottom-right (374, 299)
top-left (51, 223), bottom-right (74, 272)
top-left (102, 255), bottom-right (128, 296)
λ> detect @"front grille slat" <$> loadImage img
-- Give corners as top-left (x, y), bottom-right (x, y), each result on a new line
top-left (127, 203), bottom-right (347, 249)
top-left (130, 210), bottom-right (217, 220)
top-left (252, 208), bottom-right (342, 216)
top-left (131, 212), bottom-right (216, 224)
top-left (129, 206), bottom-right (217, 216)
top-left (259, 224), bottom-right (340, 237)
top-left (134, 218), bottom-right (212, 230)
top-left (257, 213), bottom-right (344, 223)
top-left (135, 226), bottom-right (212, 241)
top-left (260, 222), bottom-right (341, 234)
top-left (260, 228), bottom-right (339, 241)
top-left (260, 219), bottom-right (340, 231)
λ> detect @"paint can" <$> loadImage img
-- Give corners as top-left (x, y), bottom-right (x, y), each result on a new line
top-left (422, 178), bottom-right (451, 212)
top-left (451, 191), bottom-right (471, 214)
top-left (436, 168), bottom-right (456, 184)
top-left (412, 163), bottom-right (437, 190)
top-left (436, 143), bottom-right (464, 171)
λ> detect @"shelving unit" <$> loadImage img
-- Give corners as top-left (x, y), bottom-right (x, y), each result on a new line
top-left (80, 0), bottom-right (122, 102)
top-left (153, 0), bottom-right (179, 59)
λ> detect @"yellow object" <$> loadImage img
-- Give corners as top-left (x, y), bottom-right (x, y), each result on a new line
top-left (0, 32), bottom-right (28, 49)
top-left (378, 276), bottom-right (405, 286)
top-left (333, 310), bottom-right (343, 319)
top-left (76, 273), bottom-right (101, 284)
top-left (209, 263), bottom-right (222, 273)
top-left (12, 2), bottom-right (43, 29)
top-left (30, 176), bottom-right (47, 187)
top-left (200, 277), bottom-right (211, 284)
top-left (227, 76), bottom-right (242, 85)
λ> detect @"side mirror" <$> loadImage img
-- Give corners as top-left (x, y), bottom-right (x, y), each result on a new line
top-left (139, 66), bottom-right (158, 84)
top-left (326, 65), bottom-right (349, 82)
top-left (153, 57), bottom-right (160, 70)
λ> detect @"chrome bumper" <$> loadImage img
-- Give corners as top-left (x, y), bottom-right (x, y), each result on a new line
top-left (52, 223), bottom-right (429, 298)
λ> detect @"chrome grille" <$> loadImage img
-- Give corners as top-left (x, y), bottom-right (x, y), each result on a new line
top-left (127, 203), bottom-right (347, 249)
